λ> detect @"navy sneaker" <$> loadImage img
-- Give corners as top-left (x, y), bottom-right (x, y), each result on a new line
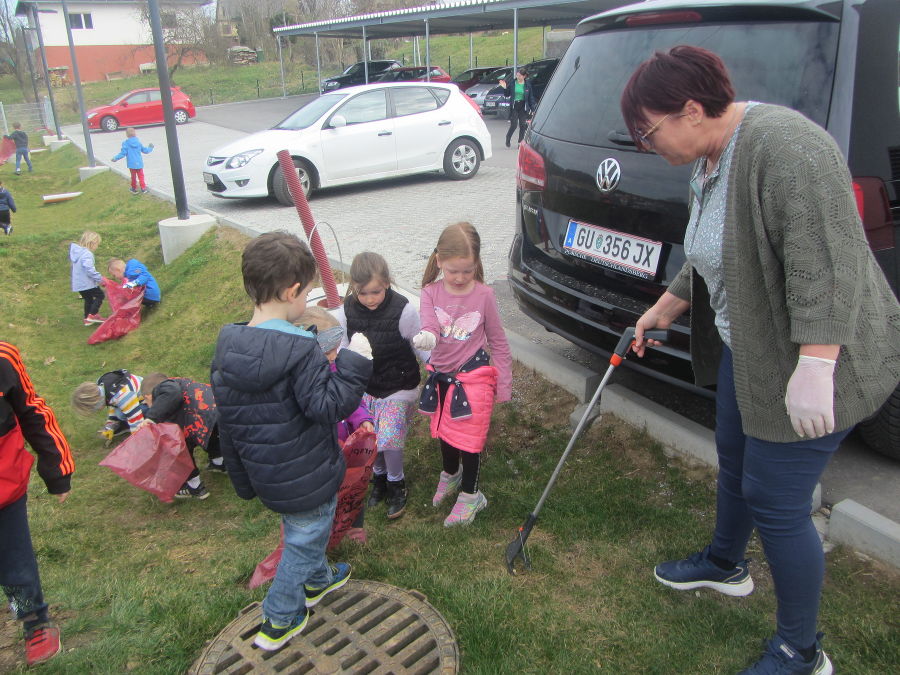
top-left (205, 460), bottom-right (227, 473)
top-left (304, 562), bottom-right (351, 607)
top-left (654, 545), bottom-right (754, 596)
top-left (174, 481), bottom-right (209, 500)
top-left (739, 633), bottom-right (832, 675)
top-left (253, 609), bottom-right (309, 651)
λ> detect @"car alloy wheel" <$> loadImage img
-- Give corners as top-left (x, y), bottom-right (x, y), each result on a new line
top-left (273, 158), bottom-right (312, 206)
top-left (101, 116), bottom-right (119, 132)
top-left (444, 139), bottom-right (480, 180)
top-left (174, 109), bottom-right (188, 124)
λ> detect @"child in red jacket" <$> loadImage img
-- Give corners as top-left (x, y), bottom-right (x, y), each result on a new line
top-left (0, 342), bottom-right (75, 666)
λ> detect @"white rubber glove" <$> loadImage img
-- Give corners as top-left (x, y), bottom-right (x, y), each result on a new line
top-left (784, 355), bottom-right (836, 438)
top-left (412, 331), bottom-right (437, 351)
top-left (347, 333), bottom-right (372, 360)
top-left (123, 281), bottom-right (137, 289)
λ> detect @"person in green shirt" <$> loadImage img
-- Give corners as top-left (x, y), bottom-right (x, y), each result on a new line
top-left (622, 45), bottom-right (899, 675)
top-left (499, 68), bottom-right (537, 148)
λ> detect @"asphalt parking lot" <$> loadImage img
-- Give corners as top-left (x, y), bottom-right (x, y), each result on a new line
top-left (62, 97), bottom-right (900, 524)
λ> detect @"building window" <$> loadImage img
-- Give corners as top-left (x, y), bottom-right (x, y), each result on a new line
top-left (68, 13), bottom-right (93, 29)
top-left (161, 12), bottom-right (177, 29)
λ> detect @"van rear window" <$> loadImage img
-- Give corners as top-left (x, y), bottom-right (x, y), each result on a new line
top-left (533, 21), bottom-right (839, 147)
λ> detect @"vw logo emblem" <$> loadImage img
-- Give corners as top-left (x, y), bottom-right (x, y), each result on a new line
top-left (596, 158), bottom-right (621, 193)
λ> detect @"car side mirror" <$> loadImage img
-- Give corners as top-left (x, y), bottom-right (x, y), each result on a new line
top-left (330, 115), bottom-right (347, 129)
top-left (121, 102), bottom-right (129, 107)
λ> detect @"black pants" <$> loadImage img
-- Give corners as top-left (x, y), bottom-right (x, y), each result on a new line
top-left (0, 495), bottom-right (48, 633)
top-left (79, 287), bottom-right (105, 317)
top-left (505, 101), bottom-right (529, 145)
top-left (436, 379), bottom-right (481, 494)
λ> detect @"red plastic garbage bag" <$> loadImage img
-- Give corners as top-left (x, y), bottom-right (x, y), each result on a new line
top-left (248, 429), bottom-right (378, 589)
top-left (99, 422), bottom-right (194, 502)
top-left (88, 277), bottom-right (143, 344)
top-left (0, 137), bottom-right (15, 165)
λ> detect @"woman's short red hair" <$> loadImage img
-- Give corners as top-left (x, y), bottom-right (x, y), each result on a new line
top-left (621, 45), bottom-right (735, 148)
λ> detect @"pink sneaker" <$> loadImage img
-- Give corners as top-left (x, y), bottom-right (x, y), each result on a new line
top-left (443, 491), bottom-right (487, 527)
top-left (346, 527), bottom-right (367, 544)
top-left (432, 469), bottom-right (462, 507)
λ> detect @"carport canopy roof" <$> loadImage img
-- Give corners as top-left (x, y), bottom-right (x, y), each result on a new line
top-left (273, 0), bottom-right (627, 39)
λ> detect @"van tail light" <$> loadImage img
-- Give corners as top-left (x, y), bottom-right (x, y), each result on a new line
top-left (853, 177), bottom-right (894, 251)
top-left (517, 142), bottom-right (546, 191)
top-left (463, 93), bottom-right (482, 116)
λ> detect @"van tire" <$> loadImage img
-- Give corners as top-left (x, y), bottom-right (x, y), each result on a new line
top-left (443, 139), bottom-right (480, 180)
top-left (858, 384), bottom-right (900, 460)
top-left (272, 159), bottom-right (312, 205)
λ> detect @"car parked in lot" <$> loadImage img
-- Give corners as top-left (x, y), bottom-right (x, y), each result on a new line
top-left (376, 66), bottom-right (451, 83)
top-left (451, 66), bottom-right (501, 93)
top-left (204, 82), bottom-right (491, 205)
top-left (483, 58), bottom-right (559, 117)
top-left (320, 60), bottom-right (401, 92)
top-left (87, 87), bottom-right (195, 132)
top-left (465, 67), bottom-right (513, 111)
top-left (508, 0), bottom-right (900, 457)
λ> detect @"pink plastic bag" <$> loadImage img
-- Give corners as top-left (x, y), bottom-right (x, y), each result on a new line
top-left (0, 137), bottom-right (15, 165)
top-left (88, 277), bottom-right (143, 345)
top-left (248, 429), bottom-right (378, 589)
top-left (99, 423), bottom-right (194, 502)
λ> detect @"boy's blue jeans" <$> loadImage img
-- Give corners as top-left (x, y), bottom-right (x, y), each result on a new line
top-left (15, 149), bottom-right (32, 172)
top-left (0, 495), bottom-right (48, 632)
top-left (262, 494), bottom-right (337, 626)
top-left (711, 346), bottom-right (850, 650)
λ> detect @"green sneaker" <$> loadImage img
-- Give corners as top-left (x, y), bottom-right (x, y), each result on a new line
top-left (254, 609), bottom-right (308, 651)
top-left (304, 562), bottom-right (351, 607)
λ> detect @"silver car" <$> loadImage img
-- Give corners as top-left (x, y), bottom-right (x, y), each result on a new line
top-left (465, 67), bottom-right (513, 113)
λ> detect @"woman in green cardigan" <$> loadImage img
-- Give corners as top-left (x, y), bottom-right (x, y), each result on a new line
top-left (621, 46), bottom-right (899, 675)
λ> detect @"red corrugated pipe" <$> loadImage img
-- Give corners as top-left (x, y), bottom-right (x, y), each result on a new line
top-left (276, 149), bottom-right (341, 308)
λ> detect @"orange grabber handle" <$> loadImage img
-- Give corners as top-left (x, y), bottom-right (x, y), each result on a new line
top-left (610, 327), bottom-right (669, 366)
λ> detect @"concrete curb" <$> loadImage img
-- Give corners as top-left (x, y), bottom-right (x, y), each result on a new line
top-left (830, 500), bottom-right (900, 567)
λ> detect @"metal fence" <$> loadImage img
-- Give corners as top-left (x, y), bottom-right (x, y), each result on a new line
top-left (0, 99), bottom-right (55, 135)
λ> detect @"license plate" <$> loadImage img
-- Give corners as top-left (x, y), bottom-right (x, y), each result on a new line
top-left (485, 101), bottom-right (496, 107)
top-left (563, 220), bottom-right (662, 280)
top-left (203, 172), bottom-right (215, 185)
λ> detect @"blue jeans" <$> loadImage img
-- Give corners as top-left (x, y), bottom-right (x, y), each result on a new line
top-left (711, 346), bottom-right (850, 649)
top-left (262, 494), bottom-right (336, 626)
top-left (0, 494), bottom-right (48, 631)
top-left (15, 149), bottom-right (32, 172)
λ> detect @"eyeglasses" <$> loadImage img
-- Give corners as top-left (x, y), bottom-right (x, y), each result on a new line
top-left (637, 112), bottom-right (686, 148)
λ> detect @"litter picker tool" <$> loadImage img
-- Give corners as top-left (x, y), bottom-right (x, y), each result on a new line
top-left (505, 326), bottom-right (669, 575)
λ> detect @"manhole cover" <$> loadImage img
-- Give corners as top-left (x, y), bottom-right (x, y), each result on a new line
top-left (190, 580), bottom-right (459, 674)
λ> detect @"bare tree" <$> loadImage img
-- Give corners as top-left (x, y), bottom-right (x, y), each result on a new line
top-left (0, 2), bottom-right (28, 97)
top-left (138, 6), bottom-right (227, 75)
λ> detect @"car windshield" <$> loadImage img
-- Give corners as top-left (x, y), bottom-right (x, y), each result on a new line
top-left (534, 20), bottom-right (839, 147)
top-left (273, 94), bottom-right (346, 130)
top-left (480, 68), bottom-right (512, 84)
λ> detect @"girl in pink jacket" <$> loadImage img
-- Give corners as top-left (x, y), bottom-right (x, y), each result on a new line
top-left (414, 222), bottom-right (512, 527)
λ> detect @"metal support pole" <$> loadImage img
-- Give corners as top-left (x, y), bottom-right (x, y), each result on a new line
top-left (425, 18), bottom-right (430, 80)
top-left (29, 7), bottom-right (61, 139)
top-left (315, 33), bottom-right (321, 94)
top-left (277, 35), bottom-right (286, 97)
top-left (60, 0), bottom-right (95, 166)
top-left (21, 30), bottom-right (42, 119)
top-left (513, 8), bottom-right (519, 72)
top-left (542, 25), bottom-right (546, 58)
top-left (148, 0), bottom-right (189, 220)
top-left (362, 26), bottom-right (368, 83)
top-left (469, 32), bottom-right (473, 68)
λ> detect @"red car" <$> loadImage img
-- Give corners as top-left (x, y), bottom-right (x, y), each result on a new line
top-left (87, 87), bottom-right (196, 132)
top-left (376, 66), bottom-right (452, 83)
top-left (450, 66), bottom-right (501, 93)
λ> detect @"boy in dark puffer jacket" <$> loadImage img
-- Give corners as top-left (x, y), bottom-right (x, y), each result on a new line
top-left (211, 232), bottom-right (373, 652)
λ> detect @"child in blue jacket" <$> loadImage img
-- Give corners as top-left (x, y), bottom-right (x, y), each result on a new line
top-left (0, 179), bottom-right (16, 235)
top-left (108, 258), bottom-right (161, 309)
top-left (111, 127), bottom-right (153, 194)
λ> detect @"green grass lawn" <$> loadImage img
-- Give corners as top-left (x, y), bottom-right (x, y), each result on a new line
top-left (0, 28), bottom-right (549, 125)
top-left (0, 145), bottom-right (897, 673)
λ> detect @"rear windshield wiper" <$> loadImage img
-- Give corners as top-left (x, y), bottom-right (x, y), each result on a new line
top-left (608, 130), bottom-right (636, 145)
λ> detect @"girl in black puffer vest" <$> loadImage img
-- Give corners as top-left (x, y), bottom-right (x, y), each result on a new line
top-left (334, 253), bottom-right (428, 520)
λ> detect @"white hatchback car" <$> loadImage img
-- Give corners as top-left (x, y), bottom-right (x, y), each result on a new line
top-left (203, 82), bottom-right (492, 204)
